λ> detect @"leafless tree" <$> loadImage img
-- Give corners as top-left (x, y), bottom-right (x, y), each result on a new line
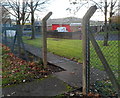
top-left (4, 0), bottom-right (30, 26)
top-left (103, 0), bottom-right (118, 46)
top-left (3, 0), bottom-right (30, 56)
top-left (89, 0), bottom-right (117, 46)
top-left (28, 0), bottom-right (50, 39)
top-left (109, 0), bottom-right (118, 23)
top-left (1, 6), bottom-right (11, 24)
top-left (67, 0), bottom-right (118, 46)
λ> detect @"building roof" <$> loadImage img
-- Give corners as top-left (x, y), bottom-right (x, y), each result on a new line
top-left (47, 17), bottom-right (104, 26)
top-left (47, 17), bottom-right (82, 26)
top-left (70, 23), bottom-right (82, 26)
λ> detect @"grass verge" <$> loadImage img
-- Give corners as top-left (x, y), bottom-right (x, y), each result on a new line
top-left (1, 43), bottom-right (53, 87)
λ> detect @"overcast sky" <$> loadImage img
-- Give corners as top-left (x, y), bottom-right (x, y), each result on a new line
top-left (2, 0), bottom-right (119, 21)
top-left (35, 0), bottom-right (109, 21)
top-left (36, 0), bottom-right (119, 21)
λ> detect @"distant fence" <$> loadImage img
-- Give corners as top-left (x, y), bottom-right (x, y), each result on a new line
top-left (47, 26), bottom-right (102, 39)
top-left (47, 31), bottom-right (82, 39)
top-left (1, 24), bottom-right (42, 61)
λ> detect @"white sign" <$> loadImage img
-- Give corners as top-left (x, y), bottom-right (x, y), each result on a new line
top-left (56, 27), bottom-right (68, 32)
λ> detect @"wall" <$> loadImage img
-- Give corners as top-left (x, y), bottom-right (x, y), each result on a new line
top-left (70, 26), bottom-right (81, 32)
top-left (47, 31), bottom-right (82, 40)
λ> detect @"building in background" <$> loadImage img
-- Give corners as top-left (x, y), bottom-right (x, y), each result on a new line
top-left (47, 17), bottom-right (82, 32)
top-left (23, 21), bottom-right (41, 33)
top-left (70, 23), bottom-right (82, 32)
top-left (52, 24), bottom-right (71, 32)
top-left (47, 17), bottom-right (103, 33)
top-left (110, 16), bottom-right (120, 24)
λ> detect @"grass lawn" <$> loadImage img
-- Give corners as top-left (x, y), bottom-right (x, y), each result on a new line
top-left (23, 37), bottom-right (119, 74)
top-left (47, 38), bottom-right (83, 63)
top-left (23, 37), bottom-right (83, 63)
top-left (99, 31), bottom-right (119, 34)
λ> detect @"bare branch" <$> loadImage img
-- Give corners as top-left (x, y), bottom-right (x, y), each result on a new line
top-left (2, 5), bottom-right (17, 17)
top-left (33, 1), bottom-right (39, 12)
top-left (113, 0), bottom-right (118, 6)
top-left (24, 13), bottom-right (30, 23)
top-left (7, 0), bottom-right (18, 15)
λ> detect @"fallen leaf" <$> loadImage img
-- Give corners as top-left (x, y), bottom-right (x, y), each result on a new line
top-left (70, 93), bottom-right (74, 96)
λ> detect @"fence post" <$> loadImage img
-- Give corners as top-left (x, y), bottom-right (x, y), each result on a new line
top-left (0, 4), bottom-right (2, 98)
top-left (82, 5), bottom-right (97, 95)
top-left (42, 12), bottom-right (52, 67)
top-left (0, 4), bottom-right (2, 34)
top-left (4, 25), bottom-right (7, 45)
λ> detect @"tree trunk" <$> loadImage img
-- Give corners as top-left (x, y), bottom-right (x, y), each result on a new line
top-left (31, 12), bottom-right (35, 39)
top-left (16, 4), bottom-right (22, 56)
top-left (109, 0), bottom-right (115, 31)
top-left (16, 19), bottom-right (22, 57)
top-left (31, 1), bottom-right (35, 39)
top-left (103, 0), bottom-right (109, 46)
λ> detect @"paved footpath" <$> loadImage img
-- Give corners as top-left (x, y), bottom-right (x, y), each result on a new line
top-left (2, 44), bottom-right (108, 96)
top-left (24, 44), bottom-right (108, 87)
top-left (2, 77), bottom-right (68, 96)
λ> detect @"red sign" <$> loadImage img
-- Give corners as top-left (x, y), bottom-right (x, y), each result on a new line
top-left (52, 24), bottom-right (71, 32)
top-left (52, 24), bottom-right (60, 30)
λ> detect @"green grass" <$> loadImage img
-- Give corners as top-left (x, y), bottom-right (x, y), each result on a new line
top-left (23, 37), bottom-right (83, 63)
top-left (23, 37), bottom-right (119, 74)
top-left (99, 31), bottom-right (119, 34)
top-left (22, 37), bottom-right (42, 48)
top-left (90, 40), bottom-right (118, 72)
top-left (47, 38), bottom-right (83, 63)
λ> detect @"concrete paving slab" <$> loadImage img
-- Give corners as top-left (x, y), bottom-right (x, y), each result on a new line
top-left (2, 77), bottom-right (68, 96)
top-left (53, 71), bottom-right (82, 88)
